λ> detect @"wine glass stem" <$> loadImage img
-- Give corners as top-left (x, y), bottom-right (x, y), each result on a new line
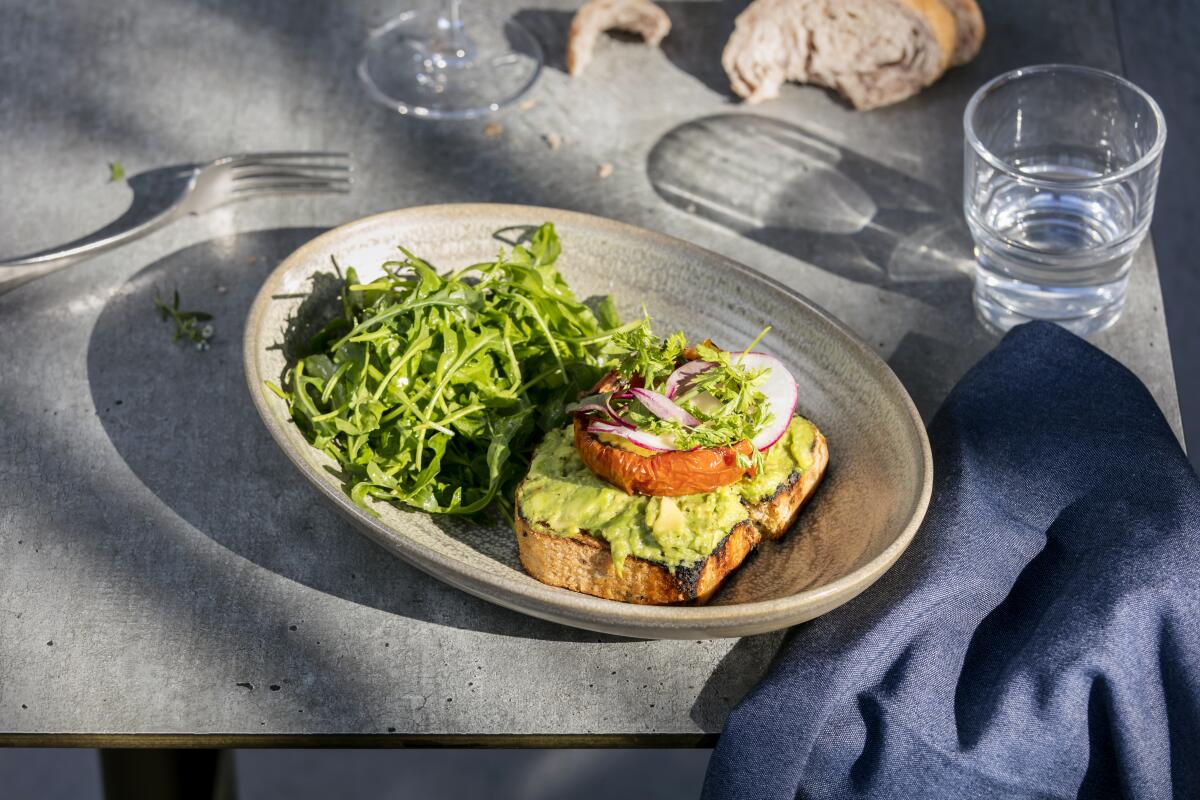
top-left (437, 0), bottom-right (471, 62)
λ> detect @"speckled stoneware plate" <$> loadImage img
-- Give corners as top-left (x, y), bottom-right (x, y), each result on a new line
top-left (245, 204), bottom-right (932, 639)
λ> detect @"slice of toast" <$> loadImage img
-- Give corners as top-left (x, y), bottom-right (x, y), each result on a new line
top-left (515, 428), bottom-right (828, 605)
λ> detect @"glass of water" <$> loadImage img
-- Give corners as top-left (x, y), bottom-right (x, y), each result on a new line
top-left (964, 64), bottom-right (1166, 335)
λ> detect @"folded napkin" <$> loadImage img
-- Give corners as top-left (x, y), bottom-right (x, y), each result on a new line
top-left (703, 322), bottom-right (1200, 799)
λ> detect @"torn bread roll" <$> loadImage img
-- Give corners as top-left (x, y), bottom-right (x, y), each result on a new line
top-left (722, 0), bottom-right (981, 110)
top-left (567, 0), bottom-right (671, 76)
top-left (940, 0), bottom-right (986, 65)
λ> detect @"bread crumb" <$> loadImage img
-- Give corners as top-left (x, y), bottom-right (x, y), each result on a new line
top-left (542, 132), bottom-right (562, 151)
top-left (519, 98), bottom-right (538, 111)
top-left (483, 122), bottom-right (503, 138)
top-left (597, 163), bottom-right (614, 179)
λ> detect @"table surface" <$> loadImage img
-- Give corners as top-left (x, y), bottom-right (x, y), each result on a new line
top-left (0, 0), bottom-right (1181, 745)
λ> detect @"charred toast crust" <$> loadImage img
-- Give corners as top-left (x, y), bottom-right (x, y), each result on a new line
top-left (746, 430), bottom-right (829, 540)
top-left (515, 506), bottom-right (758, 604)
top-left (514, 427), bottom-right (830, 604)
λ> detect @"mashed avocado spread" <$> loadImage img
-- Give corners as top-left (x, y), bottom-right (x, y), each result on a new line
top-left (517, 417), bottom-right (818, 573)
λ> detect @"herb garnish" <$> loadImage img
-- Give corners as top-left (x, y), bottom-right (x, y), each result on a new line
top-left (276, 223), bottom-right (631, 517)
top-left (604, 321), bottom-right (773, 468)
top-left (155, 290), bottom-right (214, 350)
top-left (108, 161), bottom-right (125, 182)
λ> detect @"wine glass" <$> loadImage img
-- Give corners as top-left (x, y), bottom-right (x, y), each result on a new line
top-left (358, 0), bottom-right (544, 120)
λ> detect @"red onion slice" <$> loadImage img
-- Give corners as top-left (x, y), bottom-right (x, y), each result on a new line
top-left (628, 387), bottom-right (701, 427)
top-left (734, 352), bottom-right (798, 451)
top-left (566, 393), bottom-right (610, 417)
top-left (605, 391), bottom-right (635, 428)
top-left (586, 420), bottom-right (676, 452)
top-left (664, 360), bottom-right (716, 399)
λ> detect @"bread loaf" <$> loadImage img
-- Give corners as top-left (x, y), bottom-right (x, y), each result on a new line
top-left (722, 0), bottom-right (981, 110)
top-left (940, 0), bottom-right (986, 65)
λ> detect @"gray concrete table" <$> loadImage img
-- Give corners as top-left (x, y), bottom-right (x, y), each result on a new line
top-left (0, 0), bottom-right (1181, 746)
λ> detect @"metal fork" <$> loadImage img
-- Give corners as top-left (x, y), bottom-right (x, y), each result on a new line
top-left (0, 151), bottom-right (352, 293)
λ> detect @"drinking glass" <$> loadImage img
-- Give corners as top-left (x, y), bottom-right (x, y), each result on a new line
top-left (358, 0), bottom-right (543, 119)
top-left (963, 64), bottom-right (1166, 335)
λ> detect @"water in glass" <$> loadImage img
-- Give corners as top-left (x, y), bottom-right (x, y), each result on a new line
top-left (964, 66), bottom-right (1165, 335)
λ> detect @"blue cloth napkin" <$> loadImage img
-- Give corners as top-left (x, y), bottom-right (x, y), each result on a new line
top-left (703, 321), bottom-right (1200, 799)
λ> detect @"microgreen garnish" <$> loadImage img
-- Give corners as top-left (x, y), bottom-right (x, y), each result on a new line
top-left (155, 290), bottom-right (214, 350)
top-left (108, 161), bottom-right (125, 182)
top-left (739, 324), bottom-right (771, 360)
top-left (599, 321), bottom-right (774, 468)
top-left (277, 223), bottom-right (625, 517)
top-left (609, 319), bottom-right (686, 390)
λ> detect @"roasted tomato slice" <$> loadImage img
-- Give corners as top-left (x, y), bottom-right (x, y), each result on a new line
top-left (572, 416), bottom-right (755, 497)
top-left (574, 358), bottom-right (758, 497)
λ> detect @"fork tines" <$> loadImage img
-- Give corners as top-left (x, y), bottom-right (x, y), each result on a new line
top-left (229, 151), bottom-right (353, 195)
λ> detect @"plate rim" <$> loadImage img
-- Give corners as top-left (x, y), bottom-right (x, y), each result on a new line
top-left (243, 203), bottom-right (933, 638)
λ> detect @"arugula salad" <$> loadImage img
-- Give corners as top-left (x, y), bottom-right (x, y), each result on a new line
top-left (272, 224), bottom-right (638, 516)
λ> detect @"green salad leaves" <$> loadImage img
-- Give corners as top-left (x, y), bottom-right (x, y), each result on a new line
top-left (274, 224), bottom-right (633, 517)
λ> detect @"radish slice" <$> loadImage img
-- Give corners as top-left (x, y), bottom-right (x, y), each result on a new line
top-left (665, 360), bottom-right (715, 398)
top-left (628, 388), bottom-right (701, 427)
top-left (587, 420), bottom-right (676, 452)
top-left (733, 352), bottom-right (799, 451)
top-left (687, 391), bottom-right (724, 416)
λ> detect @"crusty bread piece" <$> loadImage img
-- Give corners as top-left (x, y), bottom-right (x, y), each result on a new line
top-left (721, 0), bottom-right (959, 110)
top-left (938, 0), bottom-right (985, 66)
top-left (567, 0), bottom-right (672, 77)
top-left (516, 428), bottom-right (829, 605)
top-left (516, 514), bottom-right (761, 604)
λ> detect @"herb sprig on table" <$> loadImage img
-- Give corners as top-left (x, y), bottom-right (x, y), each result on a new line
top-left (273, 223), bottom-right (632, 516)
top-left (155, 290), bottom-right (214, 350)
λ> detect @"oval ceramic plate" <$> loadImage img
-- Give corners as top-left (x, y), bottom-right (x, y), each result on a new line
top-left (244, 204), bottom-right (932, 639)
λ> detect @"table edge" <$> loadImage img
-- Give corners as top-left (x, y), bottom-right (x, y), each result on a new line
top-left (0, 732), bottom-right (718, 749)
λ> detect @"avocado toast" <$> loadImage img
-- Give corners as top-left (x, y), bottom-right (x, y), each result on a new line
top-left (515, 416), bottom-right (828, 603)
top-left (514, 325), bottom-right (829, 604)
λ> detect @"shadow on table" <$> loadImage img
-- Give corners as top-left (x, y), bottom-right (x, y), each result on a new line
top-left (85, 228), bottom-right (623, 643)
top-left (0, 164), bottom-right (198, 265)
top-left (647, 114), bottom-right (975, 305)
top-left (689, 631), bottom-right (788, 732)
top-left (512, 8), bottom-right (573, 75)
top-left (656, 0), bottom-right (744, 97)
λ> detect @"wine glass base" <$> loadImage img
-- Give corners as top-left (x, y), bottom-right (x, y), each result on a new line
top-left (358, 8), bottom-right (543, 120)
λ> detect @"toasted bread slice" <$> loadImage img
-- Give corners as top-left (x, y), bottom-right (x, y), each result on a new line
top-left (516, 428), bottom-right (828, 605)
top-left (747, 430), bottom-right (829, 540)
top-left (516, 513), bottom-right (761, 604)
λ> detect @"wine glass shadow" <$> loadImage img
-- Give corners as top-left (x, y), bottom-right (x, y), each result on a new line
top-left (85, 228), bottom-right (622, 643)
top-left (648, 114), bottom-right (975, 304)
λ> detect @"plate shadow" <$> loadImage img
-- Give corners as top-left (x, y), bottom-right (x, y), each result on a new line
top-left (86, 228), bottom-right (622, 643)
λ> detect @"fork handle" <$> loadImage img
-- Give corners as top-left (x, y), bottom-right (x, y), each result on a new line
top-left (0, 205), bottom-right (186, 295)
